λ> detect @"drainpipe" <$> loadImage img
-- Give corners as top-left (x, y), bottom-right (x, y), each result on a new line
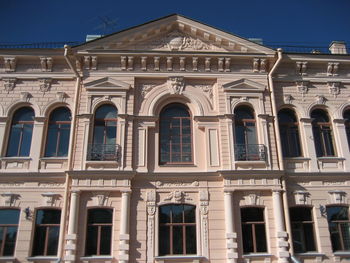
top-left (57, 45), bottom-right (81, 263)
top-left (268, 49), bottom-right (300, 263)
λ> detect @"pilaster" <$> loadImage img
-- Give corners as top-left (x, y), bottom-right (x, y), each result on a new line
top-left (224, 191), bottom-right (237, 263)
top-left (119, 191), bottom-right (131, 263)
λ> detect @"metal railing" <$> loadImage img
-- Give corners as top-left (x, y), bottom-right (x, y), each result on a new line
top-left (234, 144), bottom-right (266, 161)
top-left (87, 144), bottom-right (121, 161)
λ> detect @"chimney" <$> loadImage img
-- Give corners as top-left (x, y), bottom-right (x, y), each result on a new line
top-left (329, 41), bottom-right (347, 54)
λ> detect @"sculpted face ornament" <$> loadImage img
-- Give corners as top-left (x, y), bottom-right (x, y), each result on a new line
top-left (167, 76), bottom-right (185, 95)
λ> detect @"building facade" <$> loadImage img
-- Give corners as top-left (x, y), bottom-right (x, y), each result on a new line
top-left (0, 14), bottom-right (350, 263)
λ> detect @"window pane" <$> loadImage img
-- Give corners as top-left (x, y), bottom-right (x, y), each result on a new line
top-left (304, 223), bottom-right (316, 251)
top-left (255, 224), bottom-right (267, 252)
top-left (290, 207), bottom-right (312, 221)
top-left (184, 205), bottom-right (195, 223)
top-left (159, 226), bottom-right (170, 255)
top-left (172, 205), bottom-right (183, 223)
top-left (185, 226), bottom-right (196, 254)
top-left (241, 208), bottom-right (264, 222)
top-left (45, 127), bottom-right (58, 157)
top-left (100, 226), bottom-right (112, 255)
top-left (242, 224), bottom-right (253, 253)
top-left (57, 128), bottom-right (70, 157)
top-left (46, 226), bottom-right (59, 255)
top-left (327, 207), bottom-right (349, 221)
top-left (19, 124), bottom-right (33, 156)
top-left (292, 223), bottom-right (304, 253)
top-left (159, 206), bottom-right (171, 223)
top-left (3, 227), bottom-right (18, 256)
top-left (50, 107), bottom-right (71, 121)
top-left (105, 126), bottom-right (116, 144)
top-left (32, 226), bottom-right (46, 256)
top-left (6, 127), bottom-right (21, 156)
top-left (95, 105), bottom-right (117, 119)
top-left (93, 126), bottom-right (105, 144)
top-left (0, 210), bottom-right (20, 224)
top-left (173, 226), bottom-right (183, 254)
top-left (88, 209), bottom-right (112, 224)
top-left (85, 226), bottom-right (98, 256)
top-left (36, 210), bottom-right (61, 224)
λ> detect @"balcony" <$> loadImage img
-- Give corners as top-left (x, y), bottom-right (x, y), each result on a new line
top-left (87, 144), bottom-right (121, 162)
top-left (234, 144), bottom-right (266, 161)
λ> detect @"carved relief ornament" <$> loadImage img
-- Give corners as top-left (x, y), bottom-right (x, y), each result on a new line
top-left (162, 190), bottom-right (192, 203)
top-left (40, 57), bottom-right (53, 72)
top-left (293, 191), bottom-right (309, 205)
top-left (328, 82), bottom-right (341, 97)
top-left (39, 78), bottom-right (52, 92)
top-left (296, 81), bottom-right (309, 100)
top-left (328, 190), bottom-right (346, 204)
top-left (4, 57), bottom-right (16, 72)
top-left (1, 193), bottom-right (19, 206)
top-left (167, 77), bottom-right (185, 95)
top-left (3, 78), bottom-right (16, 92)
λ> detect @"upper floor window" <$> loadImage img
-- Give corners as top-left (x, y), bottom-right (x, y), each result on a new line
top-left (234, 106), bottom-right (264, 161)
top-left (88, 104), bottom-right (118, 161)
top-left (343, 109), bottom-right (350, 151)
top-left (290, 207), bottom-right (316, 253)
top-left (6, 107), bottom-right (35, 157)
top-left (85, 208), bottom-right (113, 256)
top-left (278, 109), bottom-right (302, 157)
top-left (32, 209), bottom-right (61, 256)
top-left (326, 206), bottom-right (350, 251)
top-left (44, 107), bottom-right (71, 157)
top-left (159, 103), bottom-right (192, 164)
top-left (241, 207), bottom-right (267, 253)
top-left (159, 204), bottom-right (196, 256)
top-left (0, 209), bottom-right (20, 256)
top-left (311, 109), bottom-right (336, 157)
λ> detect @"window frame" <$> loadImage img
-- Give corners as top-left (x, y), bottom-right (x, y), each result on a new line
top-left (0, 208), bottom-right (20, 257)
top-left (289, 206), bottom-right (317, 253)
top-left (158, 204), bottom-right (197, 256)
top-left (6, 107), bottom-right (35, 157)
top-left (44, 107), bottom-right (71, 157)
top-left (326, 205), bottom-right (350, 252)
top-left (84, 207), bottom-right (113, 256)
top-left (240, 206), bottom-right (268, 254)
top-left (159, 103), bottom-right (193, 165)
top-left (92, 104), bottom-right (118, 145)
top-left (234, 105), bottom-right (257, 146)
top-left (278, 108), bottom-right (303, 158)
top-left (31, 208), bottom-right (61, 257)
top-left (343, 109), bottom-right (350, 151)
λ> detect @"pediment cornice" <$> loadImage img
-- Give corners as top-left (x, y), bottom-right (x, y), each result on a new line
top-left (223, 79), bottom-right (266, 92)
top-left (85, 77), bottom-right (131, 91)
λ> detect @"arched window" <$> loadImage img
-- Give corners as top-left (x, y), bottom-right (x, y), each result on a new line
top-left (234, 106), bottom-right (264, 161)
top-left (85, 208), bottom-right (113, 256)
top-left (159, 204), bottom-right (196, 255)
top-left (241, 207), bottom-right (267, 253)
top-left (343, 109), bottom-right (350, 151)
top-left (159, 103), bottom-right (192, 164)
top-left (44, 107), bottom-right (71, 157)
top-left (278, 109), bottom-right (302, 157)
top-left (311, 109), bottom-right (336, 157)
top-left (0, 209), bottom-right (20, 256)
top-left (32, 209), bottom-right (61, 256)
top-left (6, 107), bottom-right (34, 157)
top-left (88, 104), bottom-right (118, 161)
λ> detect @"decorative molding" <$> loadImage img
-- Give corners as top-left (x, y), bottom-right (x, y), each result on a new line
top-left (41, 192), bottom-right (60, 206)
top-left (3, 78), bottom-right (16, 92)
top-left (327, 62), bottom-right (339, 76)
top-left (56, 92), bottom-right (67, 102)
top-left (155, 181), bottom-right (199, 187)
top-left (253, 58), bottom-right (267, 72)
top-left (205, 57), bottom-right (211, 71)
top-left (93, 192), bottom-right (109, 206)
top-left (166, 57), bottom-right (173, 71)
top-left (20, 91), bottom-right (31, 102)
top-left (1, 193), bottom-right (19, 206)
top-left (293, 191), bottom-right (309, 205)
top-left (4, 57), bottom-right (16, 72)
top-left (296, 61), bottom-right (307, 75)
top-left (146, 190), bottom-right (156, 263)
top-left (40, 57), bottom-right (53, 72)
top-left (296, 81), bottom-right (309, 100)
top-left (199, 189), bottom-right (209, 257)
top-left (39, 78), bottom-right (52, 92)
top-left (84, 56), bottom-right (97, 70)
top-left (328, 190), bottom-right (346, 204)
top-left (127, 56), bottom-right (134, 71)
top-left (141, 56), bottom-right (147, 71)
top-left (75, 57), bottom-right (82, 71)
top-left (192, 57), bottom-right (198, 71)
top-left (315, 95), bottom-right (326, 105)
top-left (283, 94), bottom-right (293, 104)
top-left (245, 193), bottom-right (261, 206)
top-left (197, 85), bottom-right (213, 102)
top-left (328, 81), bottom-right (341, 97)
top-left (154, 57), bottom-right (160, 71)
top-left (162, 190), bottom-right (192, 203)
top-left (167, 76), bottom-right (185, 95)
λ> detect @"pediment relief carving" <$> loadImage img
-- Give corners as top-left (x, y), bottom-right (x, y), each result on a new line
top-left (223, 79), bottom-right (266, 92)
top-left (85, 77), bottom-right (131, 91)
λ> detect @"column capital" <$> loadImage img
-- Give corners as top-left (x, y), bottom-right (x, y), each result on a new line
top-left (272, 189), bottom-right (285, 194)
top-left (71, 190), bottom-right (80, 195)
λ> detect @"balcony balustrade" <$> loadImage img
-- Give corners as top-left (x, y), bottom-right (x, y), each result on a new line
top-left (234, 144), bottom-right (266, 161)
top-left (87, 144), bottom-right (121, 161)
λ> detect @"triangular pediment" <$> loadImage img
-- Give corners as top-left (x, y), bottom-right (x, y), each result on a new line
top-left (223, 79), bottom-right (266, 92)
top-left (74, 14), bottom-right (274, 55)
top-left (85, 77), bottom-right (131, 90)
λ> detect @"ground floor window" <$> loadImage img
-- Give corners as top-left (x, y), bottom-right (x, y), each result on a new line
top-left (290, 207), bottom-right (316, 253)
top-left (32, 209), bottom-right (61, 256)
top-left (326, 206), bottom-right (350, 251)
top-left (159, 204), bottom-right (196, 256)
top-left (0, 209), bottom-right (20, 256)
top-left (85, 208), bottom-right (113, 256)
top-left (241, 207), bottom-right (267, 253)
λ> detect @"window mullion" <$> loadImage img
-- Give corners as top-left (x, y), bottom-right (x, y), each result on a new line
top-left (0, 226), bottom-right (7, 256)
top-left (44, 226), bottom-right (49, 256)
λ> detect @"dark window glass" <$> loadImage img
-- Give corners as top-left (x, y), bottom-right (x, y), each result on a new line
top-left (85, 208), bottom-right (113, 256)
top-left (32, 209), bottom-right (61, 256)
top-left (278, 109), bottom-right (302, 157)
top-left (311, 109), bottom-right (336, 157)
top-left (159, 204), bottom-right (196, 256)
top-left (159, 104), bottom-right (192, 164)
top-left (44, 107), bottom-right (71, 157)
top-left (6, 107), bottom-right (34, 157)
top-left (241, 207), bottom-right (267, 253)
top-left (343, 110), bottom-right (350, 151)
top-left (326, 206), bottom-right (350, 251)
top-left (290, 207), bottom-right (316, 253)
top-left (0, 209), bottom-right (20, 256)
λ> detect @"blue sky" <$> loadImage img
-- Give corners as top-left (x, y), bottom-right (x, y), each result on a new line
top-left (1, 0), bottom-right (349, 48)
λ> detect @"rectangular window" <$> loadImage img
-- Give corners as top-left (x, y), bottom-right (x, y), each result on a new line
top-left (241, 207), bottom-right (267, 253)
top-left (32, 209), bottom-right (61, 256)
top-left (290, 207), bottom-right (316, 253)
top-left (0, 209), bottom-right (20, 256)
top-left (326, 206), bottom-right (350, 251)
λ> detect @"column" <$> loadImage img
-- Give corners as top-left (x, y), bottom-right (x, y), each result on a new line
top-left (272, 190), bottom-right (289, 263)
top-left (119, 191), bottom-right (131, 263)
top-left (224, 191), bottom-right (237, 263)
top-left (64, 190), bottom-right (80, 263)
top-left (300, 118), bottom-right (318, 171)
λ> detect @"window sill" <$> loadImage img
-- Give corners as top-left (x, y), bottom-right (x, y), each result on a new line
top-left (80, 256), bottom-right (113, 261)
top-left (317, 157), bottom-right (345, 160)
top-left (27, 257), bottom-right (58, 261)
top-left (334, 251), bottom-right (350, 257)
top-left (0, 257), bottom-right (16, 262)
top-left (242, 253), bottom-right (273, 258)
top-left (295, 252), bottom-right (325, 257)
top-left (159, 163), bottom-right (196, 167)
top-left (1, 157), bottom-right (32, 160)
top-left (155, 256), bottom-right (205, 262)
top-left (284, 157), bottom-right (310, 160)
top-left (40, 157), bottom-right (68, 160)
